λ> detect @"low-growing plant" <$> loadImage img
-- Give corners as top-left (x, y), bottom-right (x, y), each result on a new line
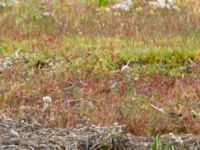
top-left (97, 0), bottom-right (108, 7)
top-left (152, 133), bottom-right (161, 150)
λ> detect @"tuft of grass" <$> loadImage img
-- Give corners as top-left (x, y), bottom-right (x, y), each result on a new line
top-left (152, 133), bottom-right (161, 150)
top-left (97, 0), bottom-right (108, 7)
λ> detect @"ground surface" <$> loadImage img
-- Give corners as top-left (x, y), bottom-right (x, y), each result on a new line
top-left (0, 111), bottom-right (145, 150)
top-left (1, 111), bottom-right (200, 150)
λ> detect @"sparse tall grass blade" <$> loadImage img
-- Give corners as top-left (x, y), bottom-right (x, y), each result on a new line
top-left (97, 0), bottom-right (108, 7)
top-left (152, 133), bottom-right (161, 150)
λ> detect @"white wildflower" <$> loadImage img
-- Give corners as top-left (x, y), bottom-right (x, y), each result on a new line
top-left (135, 7), bottom-right (142, 12)
top-left (167, 0), bottom-right (176, 5)
top-left (144, 143), bottom-right (148, 146)
top-left (43, 96), bottom-right (52, 104)
top-left (43, 96), bottom-right (52, 112)
top-left (113, 122), bottom-right (118, 126)
top-left (105, 7), bottom-right (111, 12)
top-left (43, 12), bottom-right (51, 17)
top-left (0, 2), bottom-right (6, 7)
top-left (157, 0), bottom-right (170, 8)
top-left (112, 0), bottom-right (133, 11)
top-left (149, 0), bottom-right (177, 9)
top-left (134, 76), bottom-right (139, 81)
top-left (172, 5), bottom-right (180, 11)
top-left (113, 12), bottom-right (121, 16)
top-left (1, 57), bottom-right (12, 69)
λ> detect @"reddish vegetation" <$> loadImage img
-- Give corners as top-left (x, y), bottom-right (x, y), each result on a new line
top-left (2, 65), bottom-right (200, 135)
top-left (1, 0), bottom-right (200, 136)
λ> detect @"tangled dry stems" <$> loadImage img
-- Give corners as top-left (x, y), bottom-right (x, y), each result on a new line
top-left (0, 111), bottom-right (200, 149)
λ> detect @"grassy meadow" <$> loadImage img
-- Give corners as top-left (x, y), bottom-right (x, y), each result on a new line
top-left (0, 0), bottom-right (200, 136)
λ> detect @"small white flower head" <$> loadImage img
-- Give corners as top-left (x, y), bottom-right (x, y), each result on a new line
top-left (1, 57), bottom-right (12, 70)
top-left (112, 0), bottom-right (133, 11)
top-left (43, 12), bottom-right (51, 17)
top-left (113, 12), bottom-right (121, 16)
top-left (43, 96), bottom-right (52, 111)
top-left (172, 5), bottom-right (180, 11)
top-left (149, 0), bottom-right (177, 9)
top-left (135, 7), bottom-right (142, 12)
top-left (167, 0), bottom-right (176, 5)
top-left (0, 2), bottom-right (6, 7)
top-left (105, 7), bottom-right (111, 12)
top-left (113, 122), bottom-right (118, 126)
top-left (43, 96), bottom-right (52, 104)
top-left (157, 0), bottom-right (168, 8)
